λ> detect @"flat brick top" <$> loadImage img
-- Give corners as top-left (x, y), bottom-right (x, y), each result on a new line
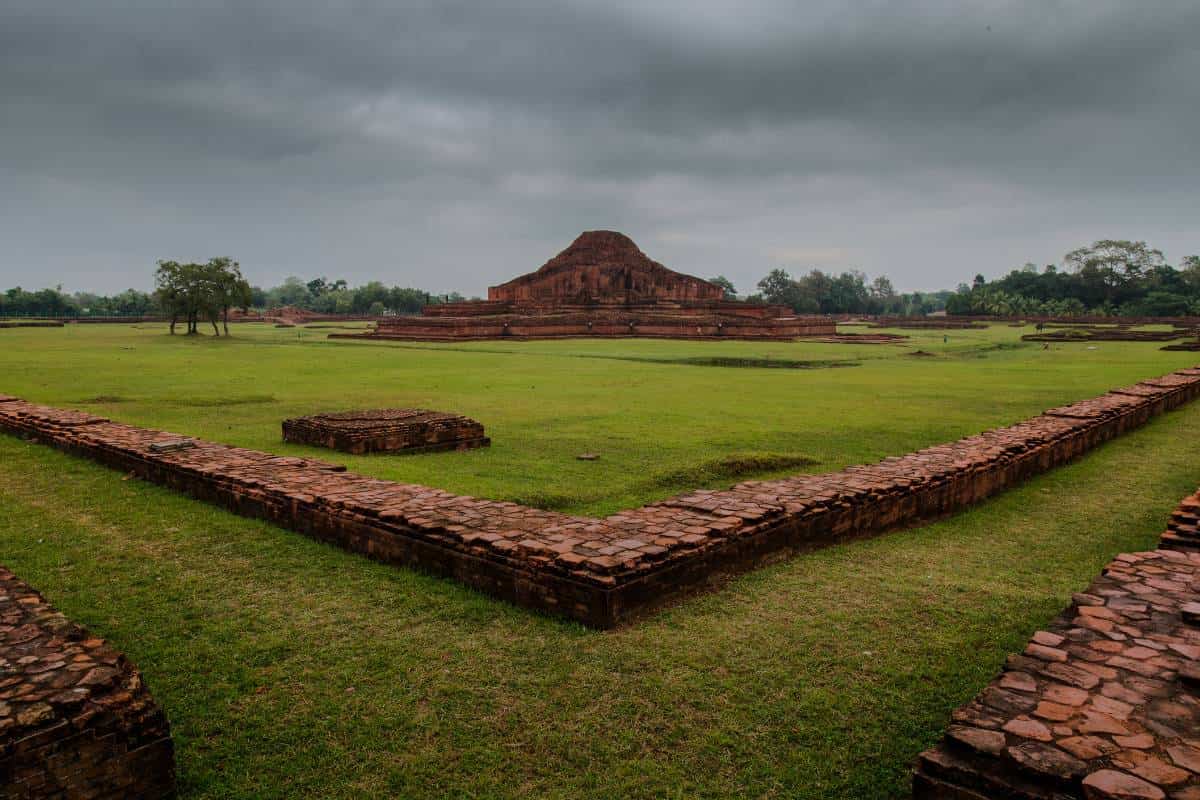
top-left (0, 566), bottom-right (143, 747)
top-left (283, 408), bottom-right (482, 433)
top-left (919, 548), bottom-right (1200, 799)
top-left (3, 367), bottom-right (1200, 594)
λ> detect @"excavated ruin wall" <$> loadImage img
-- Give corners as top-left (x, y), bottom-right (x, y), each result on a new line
top-left (912, 504), bottom-right (1200, 799)
top-left (335, 312), bottom-right (836, 341)
top-left (2, 370), bottom-right (1200, 628)
top-left (0, 567), bottom-right (174, 800)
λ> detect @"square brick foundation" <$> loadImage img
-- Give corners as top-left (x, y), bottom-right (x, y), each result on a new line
top-left (281, 409), bottom-right (490, 455)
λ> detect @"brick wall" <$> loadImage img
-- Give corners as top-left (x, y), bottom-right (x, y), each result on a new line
top-left (913, 542), bottom-right (1200, 799)
top-left (2, 368), bottom-right (1199, 629)
top-left (0, 568), bottom-right (174, 800)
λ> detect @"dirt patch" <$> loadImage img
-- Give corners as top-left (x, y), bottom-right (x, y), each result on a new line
top-left (643, 453), bottom-right (820, 490)
top-left (605, 355), bottom-right (860, 369)
top-left (176, 394), bottom-right (277, 407)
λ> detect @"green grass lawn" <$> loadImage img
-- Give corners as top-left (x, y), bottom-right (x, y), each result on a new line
top-left (0, 322), bottom-right (1196, 515)
top-left (0, 323), bottom-right (1198, 798)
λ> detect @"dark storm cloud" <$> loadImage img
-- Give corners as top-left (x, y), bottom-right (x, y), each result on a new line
top-left (2, 1), bottom-right (1198, 294)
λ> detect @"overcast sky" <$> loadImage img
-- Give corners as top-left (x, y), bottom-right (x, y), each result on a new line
top-left (2, 1), bottom-right (1198, 295)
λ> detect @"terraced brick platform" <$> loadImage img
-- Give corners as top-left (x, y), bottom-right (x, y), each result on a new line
top-left (2, 367), bottom-right (1200, 628)
top-left (913, 547), bottom-right (1200, 800)
top-left (281, 409), bottom-right (490, 455)
top-left (1160, 489), bottom-right (1200, 553)
top-left (0, 567), bottom-right (174, 799)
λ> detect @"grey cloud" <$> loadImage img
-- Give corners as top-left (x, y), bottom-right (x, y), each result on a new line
top-left (1, 1), bottom-right (1198, 295)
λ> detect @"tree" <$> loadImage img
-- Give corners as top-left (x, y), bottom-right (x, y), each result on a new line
top-left (267, 277), bottom-right (311, 308)
top-left (1064, 240), bottom-right (1166, 282)
top-left (870, 275), bottom-right (895, 299)
top-left (756, 269), bottom-right (796, 306)
top-left (207, 257), bottom-right (252, 335)
top-left (154, 261), bottom-right (188, 334)
top-left (708, 275), bottom-right (737, 300)
top-left (155, 258), bottom-right (248, 335)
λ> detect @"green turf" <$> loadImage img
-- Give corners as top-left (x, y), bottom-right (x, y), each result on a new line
top-left (1, 323), bottom-right (1198, 798)
top-left (0, 322), bottom-right (1195, 515)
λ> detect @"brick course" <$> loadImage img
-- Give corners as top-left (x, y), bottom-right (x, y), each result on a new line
top-left (2, 367), bottom-right (1200, 628)
top-left (913, 547), bottom-right (1200, 800)
top-left (0, 567), bottom-right (174, 800)
top-left (281, 409), bottom-right (490, 455)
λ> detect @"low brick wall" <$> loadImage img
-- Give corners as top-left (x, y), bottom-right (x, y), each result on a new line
top-left (0, 567), bottom-right (174, 799)
top-left (1159, 489), bottom-right (1200, 552)
top-left (2, 368), bottom-right (1200, 628)
top-left (913, 547), bottom-right (1200, 800)
top-left (331, 310), bottom-right (836, 341)
top-left (281, 409), bottom-right (490, 455)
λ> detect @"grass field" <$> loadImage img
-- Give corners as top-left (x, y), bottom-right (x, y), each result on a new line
top-left (1, 323), bottom-right (1198, 797)
top-left (1, 322), bottom-right (1197, 515)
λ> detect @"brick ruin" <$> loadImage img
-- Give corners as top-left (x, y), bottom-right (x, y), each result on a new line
top-left (282, 409), bottom-right (490, 455)
top-left (0, 567), bottom-right (174, 799)
top-left (330, 231), bottom-right (836, 341)
top-left (3, 368), bottom-right (1200, 629)
top-left (912, 488), bottom-right (1200, 799)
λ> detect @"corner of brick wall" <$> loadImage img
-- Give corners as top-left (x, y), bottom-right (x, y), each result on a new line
top-left (913, 489), bottom-right (1200, 799)
top-left (0, 566), bottom-right (174, 800)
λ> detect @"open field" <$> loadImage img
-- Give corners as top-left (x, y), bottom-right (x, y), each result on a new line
top-left (1, 323), bottom-right (1199, 797)
top-left (1, 322), bottom-right (1197, 515)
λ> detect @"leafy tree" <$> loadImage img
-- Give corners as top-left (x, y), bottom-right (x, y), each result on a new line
top-left (756, 269), bottom-right (798, 307)
top-left (207, 257), bottom-right (253, 335)
top-left (708, 275), bottom-right (737, 300)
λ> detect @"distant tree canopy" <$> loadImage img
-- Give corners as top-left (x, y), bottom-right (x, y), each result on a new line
top-left (256, 276), bottom-right (461, 314)
top-left (154, 258), bottom-right (251, 335)
top-left (0, 286), bottom-right (154, 318)
top-left (748, 267), bottom-right (947, 315)
top-left (708, 275), bottom-right (737, 300)
top-left (946, 240), bottom-right (1200, 317)
top-left (7, 237), bottom-right (1199, 324)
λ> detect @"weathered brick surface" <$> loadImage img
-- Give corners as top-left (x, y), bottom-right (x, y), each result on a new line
top-left (334, 231), bottom-right (837, 341)
top-left (281, 409), bottom-right (490, 455)
top-left (489, 230), bottom-right (724, 305)
top-left (1159, 491), bottom-right (1200, 553)
top-left (0, 567), bottom-right (174, 800)
top-left (2, 368), bottom-right (1200, 628)
top-left (913, 548), bottom-right (1200, 800)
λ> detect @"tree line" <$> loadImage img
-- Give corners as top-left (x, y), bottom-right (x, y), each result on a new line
top-left (944, 240), bottom-right (1200, 317)
top-left (5, 238), bottom-right (1197, 323)
top-left (714, 271), bottom-right (952, 316)
top-left (252, 277), bottom-right (464, 315)
top-left (0, 274), bottom-right (456, 320)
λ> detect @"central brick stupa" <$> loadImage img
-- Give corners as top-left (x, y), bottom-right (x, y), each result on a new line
top-left (335, 230), bottom-right (834, 341)
top-left (488, 230), bottom-right (723, 306)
